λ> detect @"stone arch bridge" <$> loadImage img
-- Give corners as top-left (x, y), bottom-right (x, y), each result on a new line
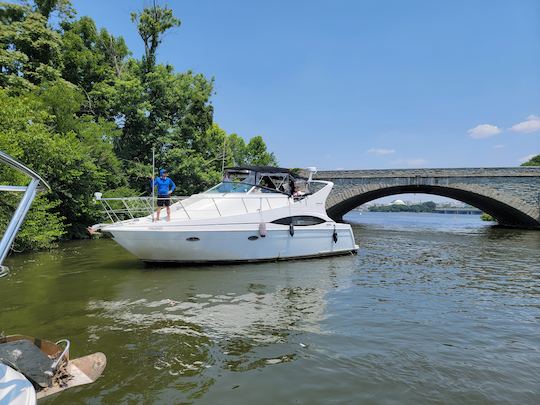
top-left (313, 167), bottom-right (540, 229)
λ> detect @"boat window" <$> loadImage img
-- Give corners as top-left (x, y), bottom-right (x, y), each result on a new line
top-left (271, 216), bottom-right (326, 226)
top-left (205, 182), bottom-right (254, 193)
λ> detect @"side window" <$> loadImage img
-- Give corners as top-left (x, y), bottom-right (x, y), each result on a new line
top-left (293, 216), bottom-right (326, 226)
top-left (272, 217), bottom-right (293, 225)
top-left (271, 216), bottom-right (326, 226)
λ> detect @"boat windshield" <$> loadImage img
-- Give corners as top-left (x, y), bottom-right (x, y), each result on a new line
top-left (205, 182), bottom-right (254, 193)
top-left (204, 166), bottom-right (306, 195)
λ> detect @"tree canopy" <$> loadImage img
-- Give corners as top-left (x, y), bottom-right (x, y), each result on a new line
top-left (0, 0), bottom-right (277, 251)
top-left (521, 154), bottom-right (540, 166)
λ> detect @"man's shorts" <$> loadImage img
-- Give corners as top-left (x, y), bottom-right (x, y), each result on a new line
top-left (157, 195), bottom-right (171, 207)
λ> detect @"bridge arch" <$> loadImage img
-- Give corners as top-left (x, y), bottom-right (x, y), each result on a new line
top-left (326, 183), bottom-right (540, 228)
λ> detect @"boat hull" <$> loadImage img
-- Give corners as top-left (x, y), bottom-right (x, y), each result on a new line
top-left (108, 224), bottom-right (358, 264)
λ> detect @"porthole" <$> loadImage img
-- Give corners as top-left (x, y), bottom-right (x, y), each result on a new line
top-left (248, 235), bottom-right (259, 241)
top-left (186, 237), bottom-right (200, 242)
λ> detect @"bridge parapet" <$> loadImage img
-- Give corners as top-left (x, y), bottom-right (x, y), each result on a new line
top-left (316, 167), bottom-right (540, 179)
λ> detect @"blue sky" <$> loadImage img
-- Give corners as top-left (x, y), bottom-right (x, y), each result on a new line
top-left (71, 0), bottom-right (539, 171)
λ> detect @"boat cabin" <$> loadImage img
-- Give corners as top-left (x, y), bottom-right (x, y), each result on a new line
top-left (206, 166), bottom-right (307, 195)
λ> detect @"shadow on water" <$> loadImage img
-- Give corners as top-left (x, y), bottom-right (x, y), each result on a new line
top-left (0, 212), bottom-right (539, 404)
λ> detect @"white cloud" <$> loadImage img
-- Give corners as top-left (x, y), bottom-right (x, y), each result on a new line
top-left (367, 148), bottom-right (396, 155)
top-left (392, 158), bottom-right (428, 167)
top-left (518, 154), bottom-right (537, 164)
top-left (467, 124), bottom-right (501, 139)
top-left (510, 115), bottom-right (540, 134)
top-left (492, 144), bottom-right (504, 149)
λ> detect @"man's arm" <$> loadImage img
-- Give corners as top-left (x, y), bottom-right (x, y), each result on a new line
top-left (169, 178), bottom-right (176, 194)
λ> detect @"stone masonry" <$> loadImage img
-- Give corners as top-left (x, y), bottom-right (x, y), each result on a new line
top-left (314, 167), bottom-right (540, 229)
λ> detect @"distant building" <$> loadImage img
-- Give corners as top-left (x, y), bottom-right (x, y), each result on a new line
top-left (391, 199), bottom-right (406, 205)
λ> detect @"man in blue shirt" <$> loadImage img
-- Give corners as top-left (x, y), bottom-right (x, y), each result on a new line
top-left (151, 169), bottom-right (176, 221)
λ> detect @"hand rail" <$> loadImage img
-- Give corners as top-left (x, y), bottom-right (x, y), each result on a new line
top-left (0, 151), bottom-right (50, 191)
top-left (93, 194), bottom-right (298, 223)
top-left (0, 150), bottom-right (50, 273)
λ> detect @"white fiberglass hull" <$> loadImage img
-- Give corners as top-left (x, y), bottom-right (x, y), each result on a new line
top-left (108, 223), bottom-right (358, 264)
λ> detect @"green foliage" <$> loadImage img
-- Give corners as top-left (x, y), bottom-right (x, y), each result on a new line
top-left (521, 154), bottom-right (540, 166)
top-left (0, 2), bottom-right (63, 90)
top-left (131, 4), bottom-right (180, 71)
top-left (481, 213), bottom-right (494, 222)
top-left (245, 136), bottom-right (277, 166)
top-left (369, 201), bottom-right (437, 213)
top-left (31, 0), bottom-right (74, 19)
top-left (60, 16), bottom-right (129, 93)
top-left (0, 193), bottom-right (65, 251)
top-left (0, 86), bottom-right (125, 241)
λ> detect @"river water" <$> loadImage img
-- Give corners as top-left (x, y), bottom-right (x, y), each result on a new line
top-left (1, 212), bottom-right (539, 404)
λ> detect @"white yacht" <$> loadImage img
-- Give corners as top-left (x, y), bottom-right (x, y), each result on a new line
top-left (93, 166), bottom-right (358, 263)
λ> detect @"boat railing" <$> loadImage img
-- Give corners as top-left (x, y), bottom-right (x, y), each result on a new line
top-left (0, 151), bottom-right (50, 277)
top-left (94, 194), bottom-right (188, 223)
top-left (94, 193), bottom-right (310, 223)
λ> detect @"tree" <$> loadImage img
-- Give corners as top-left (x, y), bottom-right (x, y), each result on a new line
top-left (31, 0), bottom-right (74, 20)
top-left (245, 136), bottom-right (277, 166)
top-left (0, 2), bottom-right (63, 90)
top-left (227, 134), bottom-right (247, 166)
top-left (0, 86), bottom-right (127, 239)
top-left (521, 154), bottom-right (540, 166)
top-left (130, 3), bottom-right (180, 72)
top-left (60, 16), bottom-right (129, 94)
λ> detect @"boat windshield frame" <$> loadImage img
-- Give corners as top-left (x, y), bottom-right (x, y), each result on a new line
top-left (212, 166), bottom-right (306, 196)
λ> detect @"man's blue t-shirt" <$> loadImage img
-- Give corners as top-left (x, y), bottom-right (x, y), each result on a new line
top-left (152, 177), bottom-right (176, 196)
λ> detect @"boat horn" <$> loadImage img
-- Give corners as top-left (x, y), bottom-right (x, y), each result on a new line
top-left (332, 226), bottom-right (338, 243)
top-left (289, 223), bottom-right (295, 237)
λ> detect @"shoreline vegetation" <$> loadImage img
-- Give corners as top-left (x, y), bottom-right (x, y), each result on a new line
top-left (0, 0), bottom-right (277, 252)
top-left (368, 201), bottom-right (437, 213)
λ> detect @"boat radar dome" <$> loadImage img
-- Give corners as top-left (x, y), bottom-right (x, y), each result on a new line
top-left (306, 167), bottom-right (317, 182)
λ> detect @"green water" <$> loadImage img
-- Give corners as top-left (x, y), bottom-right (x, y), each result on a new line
top-left (1, 213), bottom-right (539, 404)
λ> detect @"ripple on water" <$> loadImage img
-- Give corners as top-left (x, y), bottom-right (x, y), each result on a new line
top-left (2, 213), bottom-right (539, 404)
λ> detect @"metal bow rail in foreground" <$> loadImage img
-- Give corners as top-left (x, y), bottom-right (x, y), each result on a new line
top-left (0, 151), bottom-right (50, 277)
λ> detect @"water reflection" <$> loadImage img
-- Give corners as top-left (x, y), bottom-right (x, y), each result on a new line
top-left (65, 253), bottom-right (355, 402)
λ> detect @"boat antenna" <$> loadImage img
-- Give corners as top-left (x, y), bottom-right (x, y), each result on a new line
top-left (221, 135), bottom-right (226, 174)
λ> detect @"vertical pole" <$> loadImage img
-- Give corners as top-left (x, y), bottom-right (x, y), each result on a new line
top-left (0, 179), bottom-right (39, 266)
top-left (151, 147), bottom-right (156, 221)
top-left (221, 135), bottom-right (226, 175)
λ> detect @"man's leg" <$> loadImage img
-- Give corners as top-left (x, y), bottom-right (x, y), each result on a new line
top-left (166, 206), bottom-right (171, 221)
top-left (156, 206), bottom-right (162, 221)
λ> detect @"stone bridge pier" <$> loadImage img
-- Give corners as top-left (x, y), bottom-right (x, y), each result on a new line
top-left (314, 167), bottom-right (540, 229)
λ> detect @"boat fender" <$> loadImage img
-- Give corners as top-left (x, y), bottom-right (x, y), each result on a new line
top-left (259, 222), bottom-right (267, 237)
top-left (289, 223), bottom-right (294, 237)
top-left (332, 226), bottom-right (338, 243)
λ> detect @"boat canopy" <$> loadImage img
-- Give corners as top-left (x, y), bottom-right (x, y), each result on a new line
top-left (225, 166), bottom-right (293, 175)
top-left (205, 166), bottom-right (305, 195)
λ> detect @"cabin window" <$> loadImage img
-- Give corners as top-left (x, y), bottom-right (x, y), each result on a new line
top-left (271, 216), bottom-right (326, 226)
